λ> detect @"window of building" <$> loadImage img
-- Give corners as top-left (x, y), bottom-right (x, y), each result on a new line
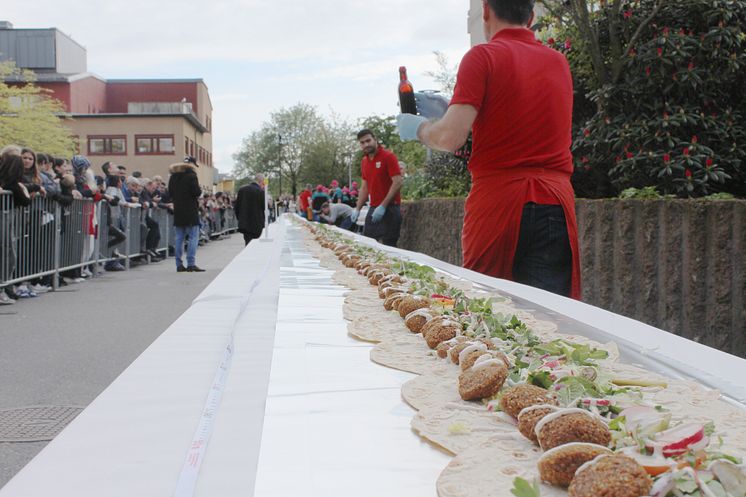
top-left (135, 135), bottom-right (175, 155)
top-left (88, 135), bottom-right (127, 156)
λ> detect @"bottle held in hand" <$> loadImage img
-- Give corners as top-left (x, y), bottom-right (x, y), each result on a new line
top-left (398, 66), bottom-right (418, 115)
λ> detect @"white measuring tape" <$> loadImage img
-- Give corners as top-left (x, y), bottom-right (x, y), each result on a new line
top-left (173, 235), bottom-right (280, 497)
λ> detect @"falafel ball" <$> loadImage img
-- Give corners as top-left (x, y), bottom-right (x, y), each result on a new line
top-left (383, 293), bottom-right (406, 311)
top-left (448, 341), bottom-right (474, 365)
top-left (458, 362), bottom-right (509, 401)
top-left (398, 295), bottom-right (431, 318)
top-left (460, 350), bottom-right (504, 371)
top-left (500, 384), bottom-right (558, 419)
top-left (381, 285), bottom-right (408, 300)
top-left (380, 274), bottom-right (405, 285)
top-left (369, 270), bottom-right (391, 286)
top-left (420, 316), bottom-right (447, 336)
top-left (423, 321), bottom-right (460, 349)
top-left (517, 405), bottom-right (557, 443)
top-left (568, 454), bottom-right (652, 497)
top-left (404, 309), bottom-right (434, 333)
top-left (536, 411), bottom-right (612, 451)
top-left (435, 337), bottom-right (467, 359)
top-left (537, 443), bottom-right (612, 487)
top-left (377, 281), bottom-right (393, 298)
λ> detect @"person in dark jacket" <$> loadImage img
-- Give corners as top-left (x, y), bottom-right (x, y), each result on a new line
top-left (235, 173), bottom-right (266, 245)
top-left (0, 154), bottom-right (31, 304)
top-left (168, 157), bottom-right (205, 272)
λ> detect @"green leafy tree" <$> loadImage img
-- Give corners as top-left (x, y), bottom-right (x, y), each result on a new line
top-left (0, 60), bottom-right (76, 156)
top-left (298, 112), bottom-right (358, 188)
top-left (233, 104), bottom-right (358, 196)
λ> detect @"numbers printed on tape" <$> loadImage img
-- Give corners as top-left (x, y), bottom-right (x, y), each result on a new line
top-left (173, 246), bottom-right (277, 497)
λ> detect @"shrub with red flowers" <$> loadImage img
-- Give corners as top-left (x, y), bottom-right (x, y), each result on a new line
top-left (543, 0), bottom-right (746, 197)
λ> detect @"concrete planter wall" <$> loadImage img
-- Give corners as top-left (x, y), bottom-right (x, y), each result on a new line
top-left (399, 198), bottom-right (746, 357)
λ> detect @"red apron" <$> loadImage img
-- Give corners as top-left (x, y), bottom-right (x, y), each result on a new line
top-left (462, 167), bottom-right (581, 300)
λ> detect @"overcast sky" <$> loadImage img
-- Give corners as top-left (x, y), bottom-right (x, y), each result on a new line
top-left (3, 0), bottom-right (473, 173)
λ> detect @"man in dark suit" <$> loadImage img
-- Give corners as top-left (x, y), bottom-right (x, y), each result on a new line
top-left (235, 173), bottom-right (266, 246)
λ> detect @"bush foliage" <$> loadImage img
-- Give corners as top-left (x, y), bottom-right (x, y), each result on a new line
top-left (547, 0), bottom-right (746, 198)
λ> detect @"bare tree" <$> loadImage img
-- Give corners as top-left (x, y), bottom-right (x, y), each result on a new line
top-left (424, 51), bottom-right (458, 96)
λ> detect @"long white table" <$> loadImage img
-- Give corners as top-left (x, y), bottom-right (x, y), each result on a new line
top-left (1, 216), bottom-right (744, 497)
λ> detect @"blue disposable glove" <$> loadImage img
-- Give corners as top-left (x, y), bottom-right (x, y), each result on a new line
top-left (414, 91), bottom-right (450, 119)
top-left (397, 113), bottom-right (428, 142)
top-left (371, 205), bottom-right (386, 223)
top-left (350, 209), bottom-right (359, 223)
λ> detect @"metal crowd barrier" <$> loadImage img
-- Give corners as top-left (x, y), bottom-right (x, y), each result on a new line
top-left (0, 191), bottom-right (239, 289)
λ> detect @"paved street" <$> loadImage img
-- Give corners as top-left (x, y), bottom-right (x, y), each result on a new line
top-left (0, 234), bottom-right (244, 488)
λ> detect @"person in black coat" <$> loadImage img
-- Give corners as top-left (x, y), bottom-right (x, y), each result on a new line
top-left (168, 157), bottom-right (205, 272)
top-left (235, 173), bottom-right (266, 245)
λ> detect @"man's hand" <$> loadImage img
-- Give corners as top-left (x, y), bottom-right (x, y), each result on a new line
top-left (415, 91), bottom-right (450, 119)
top-left (71, 190), bottom-right (83, 200)
top-left (397, 114), bottom-right (428, 142)
top-left (350, 209), bottom-right (360, 224)
top-left (371, 205), bottom-right (386, 223)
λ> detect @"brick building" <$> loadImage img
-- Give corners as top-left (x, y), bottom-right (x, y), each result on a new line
top-left (0, 22), bottom-right (216, 188)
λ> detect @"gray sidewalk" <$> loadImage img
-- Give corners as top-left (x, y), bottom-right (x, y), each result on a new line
top-left (0, 234), bottom-right (244, 488)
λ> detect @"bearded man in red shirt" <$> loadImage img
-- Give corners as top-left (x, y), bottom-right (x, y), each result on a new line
top-left (397, 0), bottom-right (580, 299)
top-left (352, 129), bottom-right (404, 247)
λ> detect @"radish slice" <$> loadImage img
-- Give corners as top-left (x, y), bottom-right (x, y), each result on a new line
top-left (621, 406), bottom-right (671, 436)
top-left (646, 423), bottom-right (706, 457)
top-left (619, 447), bottom-right (675, 476)
top-left (543, 359), bottom-right (562, 369)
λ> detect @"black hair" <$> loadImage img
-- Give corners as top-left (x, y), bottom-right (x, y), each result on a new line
top-left (357, 129), bottom-right (376, 140)
top-left (132, 171), bottom-right (142, 178)
top-left (37, 153), bottom-right (50, 165)
top-left (485, 0), bottom-right (535, 25)
top-left (107, 175), bottom-right (121, 188)
top-left (0, 155), bottom-right (25, 187)
top-left (52, 158), bottom-right (65, 169)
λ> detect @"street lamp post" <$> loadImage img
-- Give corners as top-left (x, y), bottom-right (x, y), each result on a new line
top-left (347, 151), bottom-right (352, 188)
top-left (277, 133), bottom-right (283, 198)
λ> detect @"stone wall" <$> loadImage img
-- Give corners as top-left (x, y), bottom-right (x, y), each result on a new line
top-left (400, 198), bottom-right (746, 357)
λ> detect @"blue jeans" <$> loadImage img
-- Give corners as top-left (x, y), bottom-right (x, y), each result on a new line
top-left (174, 225), bottom-right (199, 268)
top-left (512, 203), bottom-right (572, 297)
top-left (363, 205), bottom-right (402, 247)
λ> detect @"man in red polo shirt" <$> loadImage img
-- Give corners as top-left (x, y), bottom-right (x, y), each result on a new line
top-left (396, 0), bottom-right (580, 299)
top-left (352, 129), bottom-right (404, 246)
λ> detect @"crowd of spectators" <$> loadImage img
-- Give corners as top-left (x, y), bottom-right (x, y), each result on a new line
top-left (296, 179), bottom-right (360, 231)
top-left (0, 144), bottom-right (236, 306)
